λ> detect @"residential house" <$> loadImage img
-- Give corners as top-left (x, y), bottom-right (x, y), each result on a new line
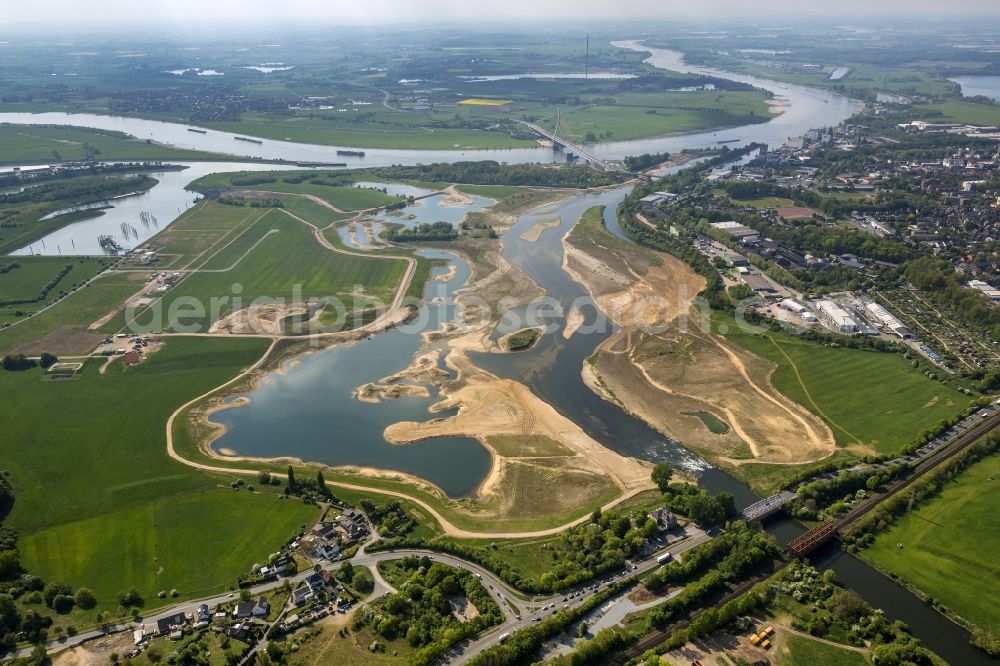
top-left (156, 611), bottom-right (188, 636)
top-left (648, 508), bottom-right (679, 532)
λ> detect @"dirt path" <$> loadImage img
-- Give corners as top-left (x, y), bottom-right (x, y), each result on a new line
top-left (705, 333), bottom-right (834, 456)
top-left (564, 210), bottom-right (835, 465)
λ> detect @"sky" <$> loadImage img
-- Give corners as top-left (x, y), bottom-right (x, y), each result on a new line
top-left (3, 0), bottom-right (999, 28)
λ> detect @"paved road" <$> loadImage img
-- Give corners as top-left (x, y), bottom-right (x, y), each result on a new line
top-left (26, 527), bottom-right (711, 661)
top-left (448, 527), bottom-right (712, 664)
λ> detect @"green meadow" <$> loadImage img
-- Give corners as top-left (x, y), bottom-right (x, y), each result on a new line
top-left (541, 90), bottom-right (772, 142)
top-left (779, 634), bottom-right (871, 666)
top-left (0, 124), bottom-right (218, 164)
top-left (719, 317), bottom-right (972, 456)
top-left (861, 451), bottom-right (1000, 633)
top-left (191, 171), bottom-right (401, 211)
top-left (914, 99), bottom-right (1000, 126)
top-left (145, 208), bottom-right (407, 332)
top-left (0, 271), bottom-right (148, 356)
top-left (0, 256), bottom-right (113, 320)
top-left (1, 336), bottom-right (317, 615)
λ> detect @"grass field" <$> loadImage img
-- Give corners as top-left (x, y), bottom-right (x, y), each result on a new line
top-left (719, 317), bottom-right (972, 456)
top-left (147, 208), bottom-right (407, 332)
top-left (202, 107), bottom-right (534, 150)
top-left (541, 90), bottom-right (771, 142)
top-left (148, 201), bottom-right (268, 268)
top-left (0, 271), bottom-right (149, 355)
top-left (914, 99), bottom-right (1000, 126)
top-left (191, 171), bottom-right (401, 211)
top-left (293, 621), bottom-right (418, 665)
top-left (716, 59), bottom-right (954, 97)
top-left (0, 124), bottom-right (218, 164)
top-left (0, 336), bottom-right (319, 617)
top-left (779, 633), bottom-right (870, 666)
top-left (19, 489), bottom-right (313, 607)
top-left (730, 196), bottom-right (796, 208)
top-left (0, 256), bottom-right (113, 320)
top-left (861, 451), bottom-right (1000, 632)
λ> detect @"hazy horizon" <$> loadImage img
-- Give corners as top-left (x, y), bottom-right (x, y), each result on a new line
top-left (3, 0), bottom-right (999, 31)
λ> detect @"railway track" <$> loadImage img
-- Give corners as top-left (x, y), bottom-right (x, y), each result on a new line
top-left (612, 412), bottom-right (1000, 664)
top-left (788, 410), bottom-right (1000, 556)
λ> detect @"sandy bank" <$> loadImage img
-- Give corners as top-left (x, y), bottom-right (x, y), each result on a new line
top-left (564, 211), bottom-right (835, 466)
top-left (440, 185), bottom-right (474, 207)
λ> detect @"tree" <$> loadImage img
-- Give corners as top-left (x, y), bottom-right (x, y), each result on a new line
top-left (286, 465), bottom-right (297, 489)
top-left (29, 644), bottom-right (48, 665)
top-left (316, 470), bottom-right (328, 496)
top-left (0, 550), bottom-right (20, 580)
top-left (43, 582), bottom-right (72, 608)
top-left (352, 568), bottom-right (375, 593)
top-left (2, 354), bottom-right (36, 371)
top-left (74, 587), bottom-right (96, 610)
top-left (0, 594), bottom-right (19, 636)
top-left (38, 353), bottom-right (58, 369)
top-left (830, 589), bottom-right (867, 624)
top-left (116, 586), bottom-right (143, 608)
top-left (51, 595), bottom-right (75, 614)
top-left (577, 621), bottom-right (589, 638)
top-left (651, 464), bottom-right (673, 492)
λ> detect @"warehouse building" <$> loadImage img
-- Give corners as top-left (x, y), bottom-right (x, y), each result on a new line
top-left (710, 221), bottom-right (759, 243)
top-left (816, 300), bottom-right (857, 334)
top-left (968, 279), bottom-right (1000, 303)
top-left (780, 298), bottom-right (808, 315)
top-left (864, 301), bottom-right (914, 339)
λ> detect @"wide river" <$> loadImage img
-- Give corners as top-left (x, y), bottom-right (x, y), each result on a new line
top-left (2, 42), bottom-right (987, 663)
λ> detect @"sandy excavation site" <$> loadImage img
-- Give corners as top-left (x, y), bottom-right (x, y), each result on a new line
top-left (562, 211), bottom-right (835, 467)
top-left (357, 206), bottom-right (655, 520)
top-left (351, 192), bottom-right (835, 523)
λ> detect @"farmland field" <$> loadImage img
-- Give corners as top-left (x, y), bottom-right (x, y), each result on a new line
top-left (0, 124), bottom-right (218, 164)
top-left (0, 336), bottom-right (318, 615)
top-left (540, 90), bottom-right (772, 142)
top-left (19, 489), bottom-right (314, 608)
top-left (148, 208), bottom-right (407, 332)
top-left (719, 317), bottom-right (972, 456)
top-left (191, 171), bottom-right (402, 211)
top-left (0, 255), bottom-right (113, 320)
top-left (778, 633), bottom-right (870, 666)
top-left (913, 99), bottom-right (1000, 126)
top-left (861, 451), bottom-right (1000, 633)
top-left (0, 271), bottom-right (149, 355)
top-left (202, 107), bottom-right (534, 150)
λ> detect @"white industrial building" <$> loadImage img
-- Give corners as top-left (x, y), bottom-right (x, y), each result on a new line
top-left (780, 298), bottom-right (817, 323)
top-left (815, 300), bottom-right (857, 334)
top-left (968, 280), bottom-right (1000, 303)
top-left (864, 302), bottom-right (914, 339)
top-left (780, 298), bottom-right (808, 315)
top-left (710, 221), bottom-right (759, 243)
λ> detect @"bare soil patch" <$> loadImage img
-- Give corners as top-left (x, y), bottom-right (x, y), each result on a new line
top-left (565, 212), bottom-right (835, 466)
